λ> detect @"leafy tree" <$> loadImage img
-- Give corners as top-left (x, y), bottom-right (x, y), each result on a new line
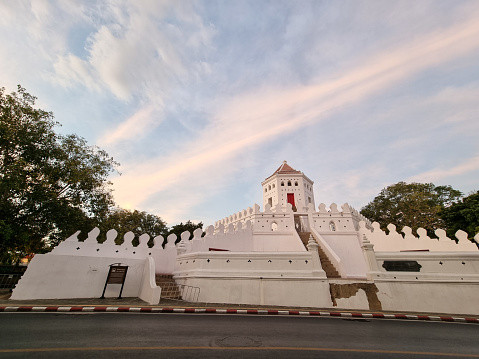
top-left (360, 182), bottom-right (462, 237)
top-left (97, 208), bottom-right (168, 246)
top-left (0, 86), bottom-right (118, 263)
top-left (440, 191), bottom-right (479, 240)
top-left (167, 220), bottom-right (203, 244)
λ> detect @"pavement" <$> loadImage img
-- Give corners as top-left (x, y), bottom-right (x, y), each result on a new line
top-left (1, 289), bottom-right (478, 323)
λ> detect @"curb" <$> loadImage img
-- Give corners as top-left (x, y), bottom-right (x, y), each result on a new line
top-left (1, 306), bottom-right (478, 323)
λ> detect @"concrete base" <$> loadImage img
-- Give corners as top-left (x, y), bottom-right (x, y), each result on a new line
top-left (376, 281), bottom-right (479, 316)
top-left (176, 276), bottom-right (333, 308)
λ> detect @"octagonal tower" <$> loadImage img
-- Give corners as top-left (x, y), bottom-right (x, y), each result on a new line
top-left (261, 161), bottom-right (315, 211)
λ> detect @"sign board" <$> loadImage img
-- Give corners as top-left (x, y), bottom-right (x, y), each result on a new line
top-left (100, 264), bottom-right (129, 299)
top-left (382, 261), bottom-right (422, 272)
top-left (106, 266), bottom-right (128, 284)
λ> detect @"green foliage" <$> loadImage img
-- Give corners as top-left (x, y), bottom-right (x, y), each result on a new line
top-left (360, 182), bottom-right (462, 237)
top-left (440, 191), bottom-right (479, 240)
top-left (98, 208), bottom-right (168, 246)
top-left (0, 86), bottom-right (118, 263)
top-left (167, 220), bottom-right (203, 244)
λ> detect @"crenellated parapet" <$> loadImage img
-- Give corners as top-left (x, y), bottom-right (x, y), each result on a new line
top-left (359, 221), bottom-right (479, 252)
top-left (310, 203), bottom-right (365, 233)
top-left (188, 221), bottom-right (254, 252)
top-left (51, 227), bottom-right (178, 259)
top-left (349, 205), bottom-right (372, 229)
top-left (215, 203), bottom-right (295, 234)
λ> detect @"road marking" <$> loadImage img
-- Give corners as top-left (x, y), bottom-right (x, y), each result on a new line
top-left (0, 346), bottom-right (478, 356)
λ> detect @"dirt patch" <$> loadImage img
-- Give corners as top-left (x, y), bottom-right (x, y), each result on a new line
top-left (329, 283), bottom-right (382, 311)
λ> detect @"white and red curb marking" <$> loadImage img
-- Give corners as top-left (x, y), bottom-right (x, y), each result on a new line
top-left (0, 306), bottom-right (477, 323)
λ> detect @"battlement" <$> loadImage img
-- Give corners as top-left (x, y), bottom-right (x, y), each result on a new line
top-left (360, 221), bottom-right (479, 252)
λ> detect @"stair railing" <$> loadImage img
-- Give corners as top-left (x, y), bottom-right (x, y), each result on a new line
top-left (160, 282), bottom-right (200, 303)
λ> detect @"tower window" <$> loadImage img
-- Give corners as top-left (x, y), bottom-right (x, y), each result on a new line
top-left (281, 181), bottom-right (284, 186)
top-left (268, 185), bottom-right (271, 190)
top-left (287, 181), bottom-right (292, 186)
top-left (264, 188), bottom-right (267, 193)
top-left (295, 181), bottom-right (298, 186)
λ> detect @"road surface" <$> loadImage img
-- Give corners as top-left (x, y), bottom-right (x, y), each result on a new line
top-left (0, 313), bottom-right (477, 358)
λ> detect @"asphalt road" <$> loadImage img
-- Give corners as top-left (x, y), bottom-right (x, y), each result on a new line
top-left (0, 313), bottom-right (477, 358)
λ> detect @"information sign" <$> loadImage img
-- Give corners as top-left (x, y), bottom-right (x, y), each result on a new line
top-left (100, 264), bottom-right (129, 299)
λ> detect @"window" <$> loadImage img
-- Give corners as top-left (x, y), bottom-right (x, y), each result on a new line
top-left (271, 222), bottom-right (278, 231)
top-left (287, 181), bottom-right (292, 186)
top-left (295, 181), bottom-right (298, 186)
top-left (264, 188), bottom-right (267, 193)
top-left (281, 181), bottom-right (284, 186)
top-left (273, 184), bottom-right (275, 188)
top-left (268, 185), bottom-right (271, 190)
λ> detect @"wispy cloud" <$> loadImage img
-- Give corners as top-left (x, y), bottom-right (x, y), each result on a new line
top-left (49, 1), bottom-right (214, 101)
top-left (98, 104), bottom-right (162, 146)
top-left (111, 12), bottom-right (479, 215)
top-left (2, 1), bottom-right (479, 224)
top-left (408, 156), bottom-right (479, 183)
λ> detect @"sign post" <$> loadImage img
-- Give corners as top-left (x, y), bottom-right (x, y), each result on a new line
top-left (100, 263), bottom-right (129, 299)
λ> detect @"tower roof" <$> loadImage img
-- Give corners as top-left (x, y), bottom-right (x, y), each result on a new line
top-left (263, 161), bottom-right (305, 182)
top-left (273, 161), bottom-right (302, 175)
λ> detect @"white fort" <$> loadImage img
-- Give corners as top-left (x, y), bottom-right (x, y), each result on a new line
top-left (11, 161), bottom-right (479, 315)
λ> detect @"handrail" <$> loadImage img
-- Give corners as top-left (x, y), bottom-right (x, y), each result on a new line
top-left (160, 282), bottom-right (200, 303)
top-left (309, 227), bottom-right (345, 277)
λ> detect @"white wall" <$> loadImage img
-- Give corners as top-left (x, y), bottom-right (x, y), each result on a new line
top-left (376, 281), bottom-right (479, 315)
top-left (174, 251), bottom-right (326, 279)
top-left (51, 228), bottom-right (178, 274)
top-left (177, 277), bottom-right (332, 307)
top-left (174, 250), bottom-right (330, 307)
top-left (12, 254), bottom-right (148, 300)
top-left (319, 232), bottom-right (368, 279)
top-left (360, 221), bottom-right (479, 252)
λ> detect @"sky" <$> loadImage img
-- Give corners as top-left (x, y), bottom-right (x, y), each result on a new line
top-left (1, 0), bottom-right (479, 226)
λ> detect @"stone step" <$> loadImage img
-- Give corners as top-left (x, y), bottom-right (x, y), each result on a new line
top-left (155, 274), bottom-right (182, 299)
top-left (298, 232), bottom-right (341, 278)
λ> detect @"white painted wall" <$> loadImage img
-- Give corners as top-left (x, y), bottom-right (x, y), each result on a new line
top-left (174, 251), bottom-right (326, 279)
top-left (177, 276), bottom-right (332, 308)
top-left (319, 232), bottom-right (368, 279)
top-left (139, 256), bottom-right (162, 305)
top-left (173, 248), bottom-right (330, 307)
top-left (360, 221), bottom-right (479, 252)
top-left (376, 281), bottom-right (479, 315)
top-left (51, 228), bottom-right (178, 274)
top-left (12, 254), bottom-right (149, 300)
top-left (370, 252), bottom-right (479, 280)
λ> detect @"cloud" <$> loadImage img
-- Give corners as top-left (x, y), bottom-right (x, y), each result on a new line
top-left (408, 156), bottom-right (479, 183)
top-left (110, 11), bottom-right (479, 216)
top-left (98, 104), bottom-right (162, 146)
top-left (2, 1), bottom-right (478, 223)
top-left (46, 1), bottom-right (214, 101)
top-left (51, 54), bottom-right (100, 92)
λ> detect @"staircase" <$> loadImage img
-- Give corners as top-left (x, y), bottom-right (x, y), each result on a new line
top-left (298, 232), bottom-right (340, 278)
top-left (155, 274), bottom-right (182, 299)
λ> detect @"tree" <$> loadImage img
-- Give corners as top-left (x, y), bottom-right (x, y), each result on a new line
top-left (440, 191), bottom-right (479, 240)
top-left (0, 86), bottom-right (118, 263)
top-left (360, 182), bottom-right (462, 237)
top-left (97, 208), bottom-right (168, 246)
top-left (167, 220), bottom-right (204, 244)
